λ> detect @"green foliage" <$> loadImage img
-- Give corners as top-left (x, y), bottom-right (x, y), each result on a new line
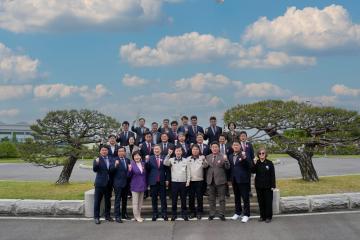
top-left (0, 141), bottom-right (19, 158)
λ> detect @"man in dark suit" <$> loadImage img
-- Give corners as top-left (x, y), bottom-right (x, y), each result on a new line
top-left (204, 116), bottom-right (222, 144)
top-left (150, 122), bottom-right (161, 145)
top-left (176, 132), bottom-right (190, 157)
top-left (178, 116), bottom-right (190, 143)
top-left (107, 134), bottom-right (120, 158)
top-left (228, 141), bottom-right (251, 223)
top-left (140, 132), bottom-right (154, 159)
top-left (169, 120), bottom-right (179, 144)
top-left (145, 145), bottom-right (170, 221)
top-left (112, 147), bottom-right (130, 223)
top-left (160, 133), bottom-right (175, 157)
top-left (116, 121), bottom-right (135, 146)
top-left (93, 146), bottom-right (113, 224)
top-left (131, 117), bottom-right (149, 145)
top-left (187, 115), bottom-right (204, 144)
top-left (239, 131), bottom-right (255, 196)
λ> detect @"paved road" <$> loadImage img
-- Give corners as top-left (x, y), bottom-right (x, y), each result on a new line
top-left (0, 157), bottom-right (359, 182)
top-left (0, 211), bottom-right (359, 240)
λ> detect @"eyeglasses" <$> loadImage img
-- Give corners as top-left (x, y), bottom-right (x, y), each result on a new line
top-left (259, 152), bottom-right (266, 155)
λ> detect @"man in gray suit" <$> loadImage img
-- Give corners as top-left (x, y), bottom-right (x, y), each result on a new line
top-left (206, 141), bottom-right (230, 221)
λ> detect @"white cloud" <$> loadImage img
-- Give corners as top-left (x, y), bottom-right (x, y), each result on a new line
top-left (33, 83), bottom-right (108, 101)
top-left (0, 84), bottom-right (33, 101)
top-left (122, 74), bottom-right (149, 87)
top-left (0, 0), bottom-right (177, 33)
top-left (243, 4), bottom-right (360, 51)
top-left (289, 95), bottom-right (338, 106)
top-left (0, 108), bottom-right (20, 117)
top-left (120, 32), bottom-right (243, 66)
top-left (331, 84), bottom-right (360, 97)
top-left (175, 73), bottom-right (231, 91)
top-left (233, 81), bottom-right (291, 98)
top-left (0, 42), bottom-right (39, 83)
top-left (120, 32), bottom-right (315, 69)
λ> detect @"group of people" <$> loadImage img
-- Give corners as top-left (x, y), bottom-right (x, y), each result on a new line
top-left (93, 115), bottom-right (276, 225)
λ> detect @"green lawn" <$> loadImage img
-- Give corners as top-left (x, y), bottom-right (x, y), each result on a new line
top-left (0, 180), bottom-right (93, 200)
top-left (277, 174), bottom-right (360, 197)
top-left (0, 158), bottom-right (25, 163)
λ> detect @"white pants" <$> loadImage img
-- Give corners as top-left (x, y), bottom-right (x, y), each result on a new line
top-left (131, 191), bottom-right (144, 221)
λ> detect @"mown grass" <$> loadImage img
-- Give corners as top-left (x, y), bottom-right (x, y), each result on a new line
top-left (277, 174), bottom-right (360, 197)
top-left (0, 180), bottom-right (93, 200)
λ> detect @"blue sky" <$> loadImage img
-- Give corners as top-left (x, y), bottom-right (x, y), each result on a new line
top-left (0, 0), bottom-right (359, 127)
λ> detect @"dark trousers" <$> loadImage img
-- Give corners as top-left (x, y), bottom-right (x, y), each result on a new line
top-left (256, 188), bottom-right (273, 220)
top-left (114, 187), bottom-right (124, 218)
top-left (94, 185), bottom-right (111, 219)
top-left (120, 181), bottom-right (130, 216)
top-left (171, 182), bottom-right (187, 217)
top-left (208, 183), bottom-right (226, 217)
top-left (202, 169), bottom-right (208, 194)
top-left (189, 181), bottom-right (204, 214)
top-left (232, 181), bottom-right (250, 217)
top-left (150, 182), bottom-right (168, 217)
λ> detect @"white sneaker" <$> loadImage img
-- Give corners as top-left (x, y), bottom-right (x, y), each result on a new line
top-left (241, 216), bottom-right (249, 223)
top-left (231, 214), bottom-right (240, 220)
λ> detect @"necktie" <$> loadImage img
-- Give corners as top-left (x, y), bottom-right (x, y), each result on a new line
top-left (182, 143), bottom-right (187, 153)
top-left (242, 142), bottom-right (246, 151)
top-left (233, 155), bottom-right (237, 165)
top-left (147, 143), bottom-right (151, 154)
top-left (164, 143), bottom-right (167, 152)
top-left (121, 158), bottom-right (126, 169)
top-left (125, 131), bottom-right (128, 140)
top-left (193, 125), bottom-right (196, 134)
top-left (212, 126), bottom-right (215, 135)
top-left (200, 144), bottom-right (203, 154)
top-left (156, 156), bottom-right (160, 182)
top-left (105, 157), bottom-right (109, 169)
top-left (221, 144), bottom-right (225, 154)
top-left (212, 155), bottom-right (216, 164)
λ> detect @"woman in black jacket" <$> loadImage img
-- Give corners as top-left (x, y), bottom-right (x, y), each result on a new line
top-left (252, 148), bottom-right (276, 223)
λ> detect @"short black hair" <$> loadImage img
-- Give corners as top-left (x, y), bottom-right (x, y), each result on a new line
top-left (209, 116), bottom-right (216, 121)
top-left (239, 131), bottom-right (247, 136)
top-left (144, 132), bottom-right (152, 137)
top-left (163, 119), bottom-right (170, 122)
top-left (122, 121), bottom-right (129, 126)
top-left (118, 146), bottom-right (126, 151)
top-left (191, 115), bottom-right (197, 120)
top-left (196, 132), bottom-right (204, 137)
top-left (190, 144), bottom-right (200, 150)
top-left (210, 141), bottom-right (220, 147)
top-left (100, 145), bottom-right (108, 151)
top-left (152, 122), bottom-right (158, 126)
top-left (132, 150), bottom-right (142, 160)
top-left (171, 120), bottom-right (178, 126)
top-left (139, 118), bottom-right (145, 121)
top-left (181, 116), bottom-right (188, 120)
top-left (219, 133), bottom-right (227, 139)
top-left (160, 132), bottom-right (169, 138)
top-left (108, 134), bottom-right (116, 139)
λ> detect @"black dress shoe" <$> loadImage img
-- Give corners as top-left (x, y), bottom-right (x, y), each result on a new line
top-left (122, 214), bottom-right (131, 220)
top-left (183, 216), bottom-right (189, 221)
top-left (115, 218), bottom-right (123, 223)
top-left (171, 216), bottom-right (177, 221)
top-left (152, 216), bottom-right (157, 221)
top-left (219, 215), bottom-right (226, 221)
top-left (265, 219), bottom-right (272, 223)
top-left (189, 213), bottom-right (196, 219)
top-left (95, 218), bottom-right (101, 224)
top-left (105, 217), bottom-right (114, 222)
top-left (208, 216), bottom-right (214, 221)
top-left (162, 216), bottom-right (168, 221)
top-left (258, 218), bottom-right (265, 222)
top-left (197, 214), bottom-right (202, 220)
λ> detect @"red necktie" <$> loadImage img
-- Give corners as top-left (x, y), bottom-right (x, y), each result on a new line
top-left (156, 157), bottom-right (160, 181)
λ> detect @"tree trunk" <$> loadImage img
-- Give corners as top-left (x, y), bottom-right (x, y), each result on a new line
top-left (287, 150), bottom-right (319, 181)
top-left (56, 155), bottom-right (77, 184)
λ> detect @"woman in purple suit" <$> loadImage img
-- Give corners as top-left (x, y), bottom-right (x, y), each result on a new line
top-left (128, 150), bottom-right (147, 222)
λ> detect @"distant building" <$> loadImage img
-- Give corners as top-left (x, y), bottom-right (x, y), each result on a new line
top-left (0, 122), bottom-right (34, 142)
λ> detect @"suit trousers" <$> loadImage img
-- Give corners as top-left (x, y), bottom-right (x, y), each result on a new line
top-left (232, 181), bottom-right (251, 217)
top-left (150, 182), bottom-right (167, 217)
top-left (189, 181), bottom-right (204, 214)
top-left (114, 187), bottom-right (124, 218)
top-left (120, 181), bottom-right (130, 216)
top-left (256, 188), bottom-right (273, 220)
top-left (94, 185), bottom-right (111, 219)
top-left (131, 191), bottom-right (144, 221)
top-left (171, 182), bottom-right (187, 217)
top-left (208, 183), bottom-right (226, 217)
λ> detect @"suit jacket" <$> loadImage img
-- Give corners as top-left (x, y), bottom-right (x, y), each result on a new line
top-left (176, 142), bottom-right (190, 158)
top-left (204, 126), bottom-right (223, 145)
top-left (131, 126), bottom-right (149, 145)
top-left (159, 142), bottom-right (175, 157)
top-left (225, 131), bottom-right (240, 145)
top-left (124, 145), bottom-right (140, 160)
top-left (129, 161), bottom-right (147, 192)
top-left (150, 131), bottom-right (161, 145)
top-left (112, 157), bottom-right (130, 188)
top-left (228, 153), bottom-right (251, 183)
top-left (178, 125), bottom-right (190, 144)
top-left (116, 131), bottom-right (135, 146)
top-left (158, 127), bottom-right (177, 144)
top-left (146, 155), bottom-right (171, 185)
top-left (251, 159), bottom-right (276, 189)
top-left (205, 153), bottom-right (230, 185)
top-left (240, 141), bottom-right (255, 167)
top-left (93, 156), bottom-right (113, 188)
top-left (139, 141), bottom-right (154, 158)
top-left (197, 143), bottom-right (210, 156)
top-left (106, 144), bottom-right (120, 158)
top-left (218, 143), bottom-right (234, 157)
top-left (187, 125), bottom-right (204, 144)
